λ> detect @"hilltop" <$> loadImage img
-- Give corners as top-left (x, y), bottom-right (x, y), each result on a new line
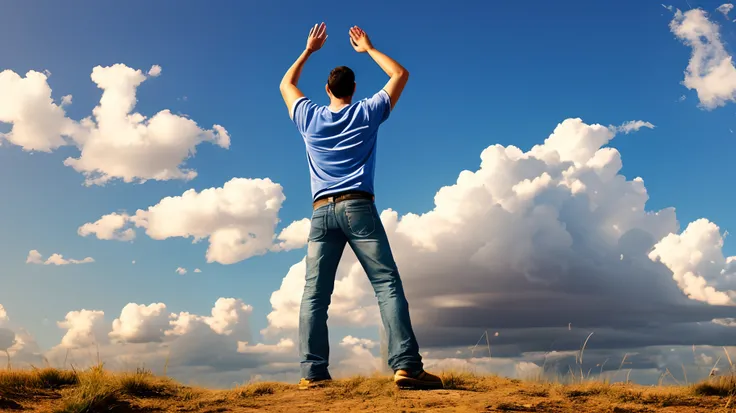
top-left (0, 366), bottom-right (734, 412)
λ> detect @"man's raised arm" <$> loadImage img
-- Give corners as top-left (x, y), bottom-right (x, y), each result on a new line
top-left (280, 22), bottom-right (327, 119)
top-left (349, 26), bottom-right (408, 111)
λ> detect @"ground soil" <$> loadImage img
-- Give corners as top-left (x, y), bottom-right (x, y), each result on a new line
top-left (2, 370), bottom-right (735, 412)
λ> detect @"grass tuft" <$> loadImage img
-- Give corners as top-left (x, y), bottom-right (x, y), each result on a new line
top-left (117, 370), bottom-right (173, 398)
top-left (54, 366), bottom-right (118, 413)
top-left (233, 381), bottom-right (290, 398)
top-left (323, 375), bottom-right (395, 399)
top-left (0, 367), bottom-right (79, 396)
top-left (439, 370), bottom-right (494, 392)
top-left (693, 374), bottom-right (736, 397)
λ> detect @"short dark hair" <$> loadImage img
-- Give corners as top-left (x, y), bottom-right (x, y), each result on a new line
top-left (327, 66), bottom-right (355, 98)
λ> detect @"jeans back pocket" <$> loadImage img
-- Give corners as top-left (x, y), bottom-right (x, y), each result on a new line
top-left (345, 203), bottom-right (376, 238)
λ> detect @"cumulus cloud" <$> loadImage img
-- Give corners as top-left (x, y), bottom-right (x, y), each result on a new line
top-left (717, 3), bottom-right (734, 18)
top-left (57, 309), bottom-right (107, 348)
top-left (0, 70), bottom-right (77, 151)
top-left (237, 338), bottom-right (295, 354)
top-left (0, 64), bottom-right (229, 185)
top-left (87, 178), bottom-right (309, 264)
top-left (26, 250), bottom-right (94, 266)
top-left (194, 268), bottom-right (202, 273)
top-left (147, 65), bottom-right (162, 77)
top-left (25, 298), bottom-right (293, 387)
top-left (110, 303), bottom-right (169, 343)
top-left (78, 212), bottom-right (135, 241)
top-left (132, 178), bottom-right (285, 264)
top-left (175, 267), bottom-right (187, 275)
top-left (331, 336), bottom-right (385, 376)
top-left (670, 8), bottom-right (736, 109)
top-left (264, 257), bottom-right (379, 336)
top-left (649, 219), bottom-right (736, 305)
top-left (0, 305), bottom-right (8, 324)
top-left (25, 250), bottom-right (43, 264)
top-left (64, 64), bottom-right (230, 185)
top-left (272, 218), bottom-right (310, 251)
top-left (263, 118), bottom-right (736, 360)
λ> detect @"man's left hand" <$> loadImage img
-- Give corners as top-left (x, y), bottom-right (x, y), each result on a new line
top-left (306, 22), bottom-right (328, 52)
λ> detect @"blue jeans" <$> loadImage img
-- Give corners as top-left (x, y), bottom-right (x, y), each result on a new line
top-left (299, 198), bottom-right (423, 379)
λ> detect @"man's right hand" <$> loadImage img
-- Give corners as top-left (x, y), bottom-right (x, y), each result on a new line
top-left (306, 22), bottom-right (328, 53)
top-left (349, 26), bottom-right (374, 53)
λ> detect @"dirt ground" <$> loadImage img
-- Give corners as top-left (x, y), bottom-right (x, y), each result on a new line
top-left (2, 369), bottom-right (734, 412)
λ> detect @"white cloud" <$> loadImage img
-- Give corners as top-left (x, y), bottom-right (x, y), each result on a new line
top-left (263, 118), bottom-right (736, 357)
top-left (25, 250), bottom-right (43, 264)
top-left (0, 70), bottom-right (77, 151)
top-left (26, 250), bottom-right (94, 266)
top-left (713, 318), bottom-right (736, 326)
top-left (332, 335), bottom-right (384, 376)
top-left (0, 305), bottom-right (8, 324)
top-left (57, 309), bottom-right (107, 348)
top-left (37, 297), bottom-right (280, 387)
top-left (78, 212), bottom-right (135, 241)
top-left (341, 336), bottom-right (377, 349)
top-left (109, 303), bottom-right (169, 343)
top-left (0, 328), bottom-right (16, 352)
top-left (45, 254), bottom-right (95, 266)
top-left (175, 267), bottom-right (187, 275)
top-left (263, 256), bottom-right (378, 336)
top-left (662, 4), bottom-right (674, 12)
top-left (237, 337), bottom-right (294, 354)
top-left (147, 65), bottom-right (162, 77)
top-left (205, 298), bottom-right (253, 338)
top-left (670, 8), bottom-right (736, 109)
top-left (194, 268), bottom-right (202, 273)
top-left (90, 178), bottom-right (295, 264)
top-left (717, 3), bottom-right (734, 18)
top-left (0, 64), bottom-right (229, 185)
top-left (649, 218), bottom-right (736, 305)
top-left (64, 64), bottom-right (230, 185)
top-left (272, 218), bottom-right (311, 251)
top-left (615, 120), bottom-right (655, 134)
top-left (132, 178), bottom-right (285, 264)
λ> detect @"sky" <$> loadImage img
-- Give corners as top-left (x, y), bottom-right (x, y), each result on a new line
top-left (1, 0), bottom-right (736, 386)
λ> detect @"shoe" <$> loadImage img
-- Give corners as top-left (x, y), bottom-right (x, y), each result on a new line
top-left (394, 369), bottom-right (444, 389)
top-left (298, 377), bottom-right (330, 390)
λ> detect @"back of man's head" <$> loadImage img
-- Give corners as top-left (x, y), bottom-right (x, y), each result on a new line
top-left (327, 66), bottom-right (355, 99)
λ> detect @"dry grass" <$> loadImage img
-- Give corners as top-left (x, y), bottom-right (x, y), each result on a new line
top-left (0, 366), bottom-right (733, 412)
top-left (0, 367), bottom-right (78, 395)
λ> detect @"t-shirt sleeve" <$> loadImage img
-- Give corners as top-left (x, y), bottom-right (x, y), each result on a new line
top-left (363, 89), bottom-right (391, 126)
top-left (291, 97), bottom-right (318, 135)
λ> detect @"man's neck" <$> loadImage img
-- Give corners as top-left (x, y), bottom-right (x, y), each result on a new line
top-left (328, 98), bottom-right (352, 112)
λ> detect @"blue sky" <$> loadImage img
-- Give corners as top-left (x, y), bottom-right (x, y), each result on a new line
top-left (2, 0), bottom-right (736, 379)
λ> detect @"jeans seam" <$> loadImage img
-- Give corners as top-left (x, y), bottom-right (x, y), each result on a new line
top-left (308, 213), bottom-right (327, 242)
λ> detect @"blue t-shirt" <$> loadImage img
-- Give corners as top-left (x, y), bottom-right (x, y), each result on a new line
top-left (291, 89), bottom-right (391, 201)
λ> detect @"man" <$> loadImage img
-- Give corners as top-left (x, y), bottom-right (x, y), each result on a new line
top-left (279, 23), bottom-right (443, 390)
